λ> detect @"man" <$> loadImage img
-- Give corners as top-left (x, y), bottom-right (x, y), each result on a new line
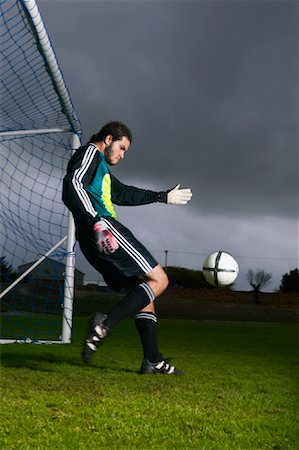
top-left (62, 121), bottom-right (192, 374)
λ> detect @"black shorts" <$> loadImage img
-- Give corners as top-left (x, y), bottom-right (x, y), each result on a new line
top-left (78, 217), bottom-right (158, 292)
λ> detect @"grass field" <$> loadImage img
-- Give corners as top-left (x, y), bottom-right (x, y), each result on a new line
top-left (0, 319), bottom-right (298, 449)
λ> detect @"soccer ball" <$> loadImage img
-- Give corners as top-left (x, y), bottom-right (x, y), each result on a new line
top-left (202, 251), bottom-right (239, 287)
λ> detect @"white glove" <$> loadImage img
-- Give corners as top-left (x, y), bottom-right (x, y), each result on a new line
top-left (93, 220), bottom-right (119, 254)
top-left (167, 184), bottom-right (193, 205)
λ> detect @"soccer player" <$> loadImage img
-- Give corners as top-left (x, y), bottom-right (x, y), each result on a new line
top-left (62, 122), bottom-right (192, 374)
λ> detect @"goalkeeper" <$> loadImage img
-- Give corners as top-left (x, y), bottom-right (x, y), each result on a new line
top-left (62, 121), bottom-right (192, 375)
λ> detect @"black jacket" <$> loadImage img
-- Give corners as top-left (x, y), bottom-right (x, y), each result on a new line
top-left (62, 143), bottom-right (166, 234)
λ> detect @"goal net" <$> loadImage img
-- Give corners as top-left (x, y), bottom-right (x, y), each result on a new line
top-left (0, 0), bottom-right (82, 343)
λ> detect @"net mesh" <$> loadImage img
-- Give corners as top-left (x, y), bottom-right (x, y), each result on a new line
top-left (0, 0), bottom-right (81, 342)
top-left (0, 0), bottom-right (74, 132)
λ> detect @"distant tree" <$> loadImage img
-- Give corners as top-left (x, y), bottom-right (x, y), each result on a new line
top-left (247, 269), bottom-right (272, 304)
top-left (0, 256), bottom-right (18, 283)
top-left (280, 268), bottom-right (299, 293)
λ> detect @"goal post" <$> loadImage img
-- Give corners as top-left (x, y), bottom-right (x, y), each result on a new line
top-left (62, 133), bottom-right (81, 344)
top-left (0, 0), bottom-right (82, 343)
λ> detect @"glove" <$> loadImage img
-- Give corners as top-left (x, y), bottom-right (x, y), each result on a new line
top-left (93, 220), bottom-right (119, 254)
top-left (167, 184), bottom-right (193, 205)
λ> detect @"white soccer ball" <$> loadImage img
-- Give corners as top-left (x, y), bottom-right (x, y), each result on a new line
top-left (202, 251), bottom-right (239, 287)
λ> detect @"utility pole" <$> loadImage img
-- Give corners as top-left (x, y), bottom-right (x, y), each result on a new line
top-left (164, 250), bottom-right (168, 270)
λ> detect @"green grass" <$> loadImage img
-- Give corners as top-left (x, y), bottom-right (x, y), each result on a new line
top-left (1, 319), bottom-right (298, 449)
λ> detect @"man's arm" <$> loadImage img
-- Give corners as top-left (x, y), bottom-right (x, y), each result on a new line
top-left (111, 175), bottom-right (192, 206)
top-left (111, 174), bottom-right (166, 206)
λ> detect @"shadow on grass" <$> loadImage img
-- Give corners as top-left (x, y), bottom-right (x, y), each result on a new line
top-left (0, 350), bottom-right (137, 374)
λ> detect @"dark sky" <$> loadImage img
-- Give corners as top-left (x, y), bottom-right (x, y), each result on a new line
top-left (38, 0), bottom-right (298, 291)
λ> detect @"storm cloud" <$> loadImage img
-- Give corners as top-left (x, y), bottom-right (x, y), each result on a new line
top-left (39, 0), bottom-right (298, 290)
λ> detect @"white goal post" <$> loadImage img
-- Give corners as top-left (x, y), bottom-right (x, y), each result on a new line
top-left (0, 0), bottom-right (82, 343)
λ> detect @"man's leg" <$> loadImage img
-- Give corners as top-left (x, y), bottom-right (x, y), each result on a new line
top-left (104, 264), bottom-right (167, 329)
top-left (82, 265), bottom-right (168, 365)
top-left (135, 307), bottom-right (162, 364)
top-left (82, 281), bottom-right (154, 363)
top-left (134, 265), bottom-right (165, 362)
top-left (80, 220), bottom-right (181, 372)
top-left (135, 267), bottom-right (163, 363)
top-left (134, 267), bottom-right (182, 374)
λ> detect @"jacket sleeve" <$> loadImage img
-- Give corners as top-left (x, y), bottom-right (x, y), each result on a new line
top-left (62, 145), bottom-right (100, 229)
top-left (110, 173), bottom-right (167, 206)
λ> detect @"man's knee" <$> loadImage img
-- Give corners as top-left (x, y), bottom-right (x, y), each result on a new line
top-left (147, 265), bottom-right (169, 298)
top-left (159, 269), bottom-right (169, 292)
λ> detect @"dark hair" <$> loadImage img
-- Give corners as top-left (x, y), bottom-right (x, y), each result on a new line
top-left (90, 121), bottom-right (132, 144)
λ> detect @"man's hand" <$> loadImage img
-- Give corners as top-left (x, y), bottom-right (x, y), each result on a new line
top-left (167, 184), bottom-right (193, 205)
top-left (93, 220), bottom-right (119, 254)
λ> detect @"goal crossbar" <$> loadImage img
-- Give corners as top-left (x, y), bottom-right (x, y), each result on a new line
top-left (0, 129), bottom-right (71, 137)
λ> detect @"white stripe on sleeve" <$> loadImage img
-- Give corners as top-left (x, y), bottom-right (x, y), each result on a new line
top-left (72, 145), bottom-right (98, 218)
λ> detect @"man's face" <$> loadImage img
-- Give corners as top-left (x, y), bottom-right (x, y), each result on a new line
top-left (104, 136), bottom-right (130, 165)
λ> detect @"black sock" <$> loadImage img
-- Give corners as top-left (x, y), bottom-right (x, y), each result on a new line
top-left (135, 311), bottom-right (163, 363)
top-left (105, 283), bottom-right (155, 331)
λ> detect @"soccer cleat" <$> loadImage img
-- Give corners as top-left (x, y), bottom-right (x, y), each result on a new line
top-left (82, 312), bottom-right (109, 364)
top-left (139, 358), bottom-right (183, 375)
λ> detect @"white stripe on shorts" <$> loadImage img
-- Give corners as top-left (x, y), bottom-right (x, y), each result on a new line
top-left (102, 218), bottom-right (154, 274)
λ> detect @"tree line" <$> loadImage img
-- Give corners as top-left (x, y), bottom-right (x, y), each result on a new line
top-left (1, 255), bottom-right (298, 295)
top-left (164, 265), bottom-right (298, 295)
